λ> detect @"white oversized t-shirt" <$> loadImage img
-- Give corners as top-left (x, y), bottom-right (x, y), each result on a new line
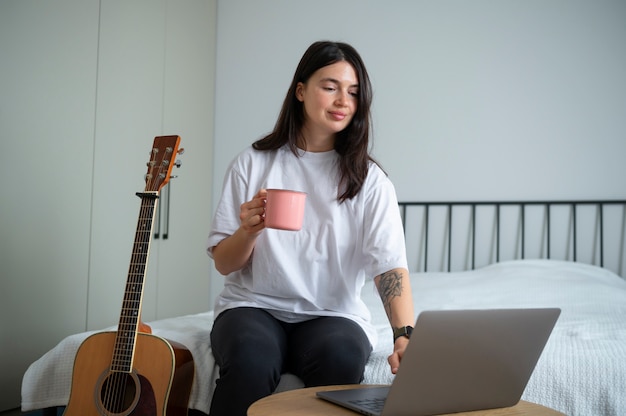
top-left (207, 145), bottom-right (408, 347)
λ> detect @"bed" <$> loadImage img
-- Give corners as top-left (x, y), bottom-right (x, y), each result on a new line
top-left (21, 200), bottom-right (626, 416)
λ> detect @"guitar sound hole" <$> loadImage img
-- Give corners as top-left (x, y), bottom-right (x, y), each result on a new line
top-left (99, 371), bottom-right (139, 414)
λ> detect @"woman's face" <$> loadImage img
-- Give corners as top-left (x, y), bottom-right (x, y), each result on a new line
top-left (296, 61), bottom-right (359, 150)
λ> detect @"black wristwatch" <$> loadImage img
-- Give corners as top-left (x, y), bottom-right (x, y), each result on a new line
top-left (393, 325), bottom-right (413, 342)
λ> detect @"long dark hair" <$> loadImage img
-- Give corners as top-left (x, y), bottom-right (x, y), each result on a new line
top-left (253, 41), bottom-right (375, 202)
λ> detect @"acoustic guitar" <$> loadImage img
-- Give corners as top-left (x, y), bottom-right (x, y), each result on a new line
top-left (64, 136), bottom-right (194, 416)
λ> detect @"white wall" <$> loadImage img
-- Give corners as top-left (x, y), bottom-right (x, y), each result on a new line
top-left (212, 0), bottom-right (626, 203)
top-left (210, 0), bottom-right (626, 304)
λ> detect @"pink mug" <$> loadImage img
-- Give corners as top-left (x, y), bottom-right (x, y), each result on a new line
top-left (264, 189), bottom-right (307, 231)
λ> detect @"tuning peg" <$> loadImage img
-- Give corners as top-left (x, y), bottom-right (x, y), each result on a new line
top-left (174, 159), bottom-right (182, 168)
top-left (177, 148), bottom-right (185, 155)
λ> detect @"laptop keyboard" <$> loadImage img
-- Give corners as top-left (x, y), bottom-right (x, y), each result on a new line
top-left (349, 397), bottom-right (386, 413)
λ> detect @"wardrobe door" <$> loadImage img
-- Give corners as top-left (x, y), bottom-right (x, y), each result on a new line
top-left (151, 0), bottom-right (215, 320)
top-left (87, 0), bottom-right (216, 329)
top-left (0, 0), bottom-right (99, 410)
top-left (87, 0), bottom-right (167, 330)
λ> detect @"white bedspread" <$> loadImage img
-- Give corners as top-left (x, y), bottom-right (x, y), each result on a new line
top-left (22, 260), bottom-right (626, 415)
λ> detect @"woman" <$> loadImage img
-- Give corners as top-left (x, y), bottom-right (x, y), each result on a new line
top-left (207, 40), bottom-right (414, 416)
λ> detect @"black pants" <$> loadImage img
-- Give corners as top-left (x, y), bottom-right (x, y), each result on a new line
top-left (208, 307), bottom-right (372, 416)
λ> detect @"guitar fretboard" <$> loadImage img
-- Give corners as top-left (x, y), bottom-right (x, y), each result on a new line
top-left (111, 193), bottom-right (158, 372)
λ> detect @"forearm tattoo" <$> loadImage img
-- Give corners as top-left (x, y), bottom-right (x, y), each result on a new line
top-left (377, 270), bottom-right (403, 321)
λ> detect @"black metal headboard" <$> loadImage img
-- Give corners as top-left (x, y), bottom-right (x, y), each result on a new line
top-left (398, 200), bottom-right (626, 278)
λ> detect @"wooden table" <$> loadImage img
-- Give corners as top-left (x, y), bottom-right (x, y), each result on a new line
top-left (247, 384), bottom-right (565, 416)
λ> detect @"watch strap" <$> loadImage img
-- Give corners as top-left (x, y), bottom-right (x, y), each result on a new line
top-left (393, 325), bottom-right (413, 342)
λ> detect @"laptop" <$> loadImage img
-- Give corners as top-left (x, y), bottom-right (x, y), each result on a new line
top-left (317, 308), bottom-right (560, 416)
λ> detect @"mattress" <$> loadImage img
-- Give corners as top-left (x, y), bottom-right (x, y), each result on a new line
top-left (21, 259), bottom-right (626, 415)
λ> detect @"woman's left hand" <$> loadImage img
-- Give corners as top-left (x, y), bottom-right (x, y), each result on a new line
top-left (388, 336), bottom-right (410, 374)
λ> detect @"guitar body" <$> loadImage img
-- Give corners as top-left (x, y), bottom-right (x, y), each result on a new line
top-left (64, 331), bottom-right (194, 416)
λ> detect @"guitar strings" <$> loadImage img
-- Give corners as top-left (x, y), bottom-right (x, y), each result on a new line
top-left (100, 145), bottom-right (173, 414)
top-left (103, 196), bottom-right (154, 414)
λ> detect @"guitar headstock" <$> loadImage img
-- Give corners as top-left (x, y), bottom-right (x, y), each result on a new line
top-left (145, 135), bottom-right (183, 193)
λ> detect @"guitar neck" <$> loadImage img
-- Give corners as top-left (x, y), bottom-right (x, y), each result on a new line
top-left (111, 191), bottom-right (159, 372)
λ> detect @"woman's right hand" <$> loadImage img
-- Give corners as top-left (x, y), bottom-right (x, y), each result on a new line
top-left (212, 189), bottom-right (268, 275)
top-left (239, 189), bottom-right (268, 237)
